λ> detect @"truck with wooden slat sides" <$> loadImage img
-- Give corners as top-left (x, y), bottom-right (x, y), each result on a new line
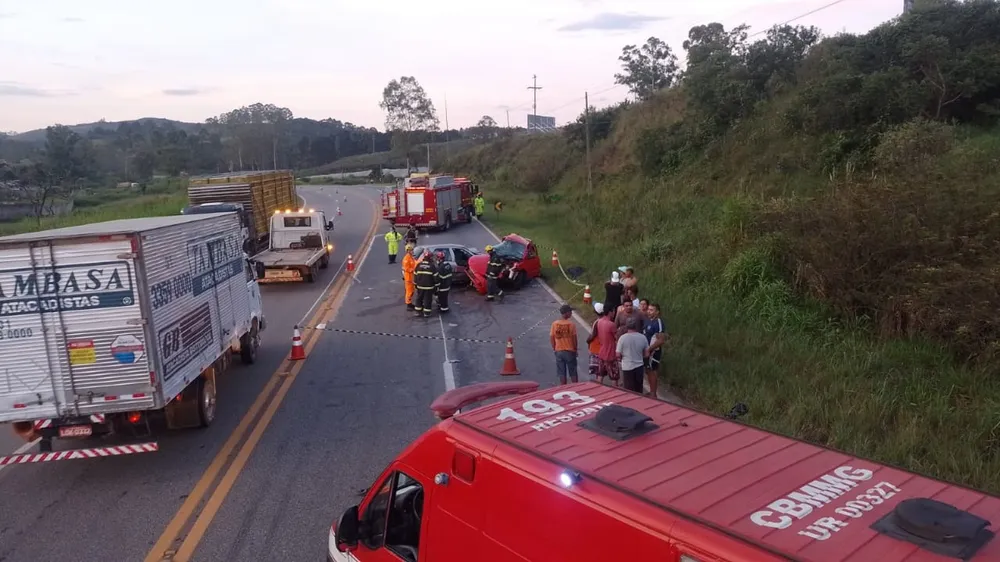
top-left (182, 170), bottom-right (299, 255)
top-left (0, 213), bottom-right (265, 464)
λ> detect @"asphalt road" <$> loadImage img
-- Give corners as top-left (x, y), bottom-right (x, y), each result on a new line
top-left (0, 185), bottom-right (587, 561)
top-left (0, 184), bottom-right (387, 562)
top-left (188, 207), bottom-right (587, 561)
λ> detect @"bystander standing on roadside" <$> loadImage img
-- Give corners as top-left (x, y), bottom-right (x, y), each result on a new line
top-left (587, 301), bottom-right (619, 386)
top-left (604, 271), bottom-right (624, 322)
top-left (614, 298), bottom-right (647, 339)
top-left (622, 267), bottom-right (638, 298)
top-left (643, 303), bottom-right (669, 397)
top-left (638, 298), bottom-right (650, 319)
top-left (616, 316), bottom-right (648, 393)
top-left (586, 303), bottom-right (605, 380)
top-left (550, 304), bottom-right (579, 385)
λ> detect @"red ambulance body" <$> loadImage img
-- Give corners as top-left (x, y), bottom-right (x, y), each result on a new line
top-left (381, 174), bottom-right (474, 231)
top-left (330, 381), bottom-right (1000, 562)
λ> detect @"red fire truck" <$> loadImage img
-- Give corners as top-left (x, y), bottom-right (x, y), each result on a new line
top-left (381, 174), bottom-right (475, 231)
top-left (330, 381), bottom-right (1000, 562)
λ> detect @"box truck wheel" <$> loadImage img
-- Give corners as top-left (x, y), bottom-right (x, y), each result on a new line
top-left (197, 375), bottom-right (217, 428)
top-left (240, 321), bottom-right (260, 365)
top-left (320, 253), bottom-right (330, 269)
top-left (306, 264), bottom-right (319, 283)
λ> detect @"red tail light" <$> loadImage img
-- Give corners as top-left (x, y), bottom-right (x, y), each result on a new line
top-left (127, 412), bottom-right (142, 425)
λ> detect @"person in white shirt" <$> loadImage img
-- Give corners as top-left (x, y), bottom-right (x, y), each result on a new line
top-left (616, 316), bottom-right (648, 393)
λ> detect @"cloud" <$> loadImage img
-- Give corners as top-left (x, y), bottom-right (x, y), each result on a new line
top-left (558, 12), bottom-right (666, 32)
top-left (60, 16), bottom-right (85, 23)
top-left (0, 12), bottom-right (16, 19)
top-left (162, 88), bottom-right (207, 96)
top-left (0, 82), bottom-right (75, 98)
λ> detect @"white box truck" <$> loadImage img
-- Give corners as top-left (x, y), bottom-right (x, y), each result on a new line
top-left (0, 213), bottom-right (266, 464)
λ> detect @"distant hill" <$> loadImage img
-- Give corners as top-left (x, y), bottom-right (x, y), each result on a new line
top-left (11, 117), bottom-right (203, 143)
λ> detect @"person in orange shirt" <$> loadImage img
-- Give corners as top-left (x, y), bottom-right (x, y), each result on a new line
top-left (549, 304), bottom-right (579, 385)
top-left (402, 244), bottom-right (418, 310)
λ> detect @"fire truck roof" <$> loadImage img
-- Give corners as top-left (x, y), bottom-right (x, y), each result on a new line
top-left (453, 382), bottom-right (1000, 561)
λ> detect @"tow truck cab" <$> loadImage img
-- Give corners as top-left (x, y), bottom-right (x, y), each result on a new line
top-left (330, 382), bottom-right (1000, 562)
top-left (255, 208), bottom-right (335, 283)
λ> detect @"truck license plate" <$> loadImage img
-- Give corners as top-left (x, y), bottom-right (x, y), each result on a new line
top-left (266, 270), bottom-right (298, 278)
top-left (59, 425), bottom-right (92, 438)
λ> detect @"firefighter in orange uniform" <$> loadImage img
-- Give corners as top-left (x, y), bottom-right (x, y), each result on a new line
top-left (402, 243), bottom-right (417, 310)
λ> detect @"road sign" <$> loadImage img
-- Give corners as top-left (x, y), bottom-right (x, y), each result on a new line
top-left (494, 201), bottom-right (504, 212)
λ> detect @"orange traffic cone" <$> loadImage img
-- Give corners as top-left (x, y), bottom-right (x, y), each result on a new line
top-left (346, 255), bottom-right (355, 272)
top-left (289, 326), bottom-right (306, 361)
top-left (500, 338), bottom-right (521, 376)
top-left (551, 250), bottom-right (559, 267)
top-left (583, 285), bottom-right (592, 305)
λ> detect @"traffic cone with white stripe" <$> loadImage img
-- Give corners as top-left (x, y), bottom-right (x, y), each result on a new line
top-left (346, 255), bottom-right (355, 272)
top-left (500, 338), bottom-right (520, 376)
top-left (289, 326), bottom-right (306, 361)
top-left (551, 250), bottom-right (559, 267)
top-left (583, 285), bottom-right (592, 305)
top-left (337, 206), bottom-right (342, 216)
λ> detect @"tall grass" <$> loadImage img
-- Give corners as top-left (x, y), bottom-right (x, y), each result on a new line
top-left (468, 126), bottom-right (1000, 494)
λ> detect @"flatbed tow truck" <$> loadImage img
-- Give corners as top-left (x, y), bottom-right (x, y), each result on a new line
top-left (256, 208), bottom-right (335, 283)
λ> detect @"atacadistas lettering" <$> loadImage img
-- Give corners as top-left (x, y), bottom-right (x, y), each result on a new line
top-left (0, 261), bottom-right (135, 318)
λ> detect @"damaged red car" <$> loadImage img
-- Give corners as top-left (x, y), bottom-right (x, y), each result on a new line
top-left (467, 233), bottom-right (542, 294)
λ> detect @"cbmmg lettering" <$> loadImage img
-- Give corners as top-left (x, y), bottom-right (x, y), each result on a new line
top-left (749, 466), bottom-right (874, 529)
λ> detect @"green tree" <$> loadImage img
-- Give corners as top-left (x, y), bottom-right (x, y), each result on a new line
top-left (379, 76), bottom-right (439, 170)
top-left (614, 37), bottom-right (680, 100)
top-left (472, 115), bottom-right (498, 140)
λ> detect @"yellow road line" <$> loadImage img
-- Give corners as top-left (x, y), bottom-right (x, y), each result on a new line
top-left (144, 197), bottom-right (380, 562)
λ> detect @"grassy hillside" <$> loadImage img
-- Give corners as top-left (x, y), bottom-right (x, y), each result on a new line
top-left (445, 2), bottom-right (1000, 493)
top-left (0, 181), bottom-right (187, 236)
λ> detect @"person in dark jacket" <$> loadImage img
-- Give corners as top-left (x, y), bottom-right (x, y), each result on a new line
top-left (413, 250), bottom-right (437, 317)
top-left (404, 224), bottom-right (418, 246)
top-left (485, 245), bottom-right (504, 302)
top-left (434, 251), bottom-right (453, 313)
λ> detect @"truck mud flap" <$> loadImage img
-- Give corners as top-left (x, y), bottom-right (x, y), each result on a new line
top-left (0, 442), bottom-right (158, 466)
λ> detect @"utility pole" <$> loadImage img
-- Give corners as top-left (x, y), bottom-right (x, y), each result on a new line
top-left (584, 92), bottom-right (592, 193)
top-left (426, 143), bottom-right (431, 173)
top-left (527, 74), bottom-right (542, 130)
top-left (444, 94), bottom-right (450, 161)
top-left (506, 109), bottom-right (510, 128)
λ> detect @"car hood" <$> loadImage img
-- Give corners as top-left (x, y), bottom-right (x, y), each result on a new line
top-left (468, 253), bottom-right (489, 275)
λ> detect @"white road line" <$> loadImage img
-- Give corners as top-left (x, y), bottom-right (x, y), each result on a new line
top-left (0, 438), bottom-right (40, 475)
top-left (438, 315), bottom-right (456, 391)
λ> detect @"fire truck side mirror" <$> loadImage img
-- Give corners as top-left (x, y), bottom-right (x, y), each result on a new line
top-left (325, 220), bottom-right (334, 231)
top-left (335, 505), bottom-right (361, 551)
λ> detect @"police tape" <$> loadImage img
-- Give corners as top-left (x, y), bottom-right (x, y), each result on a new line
top-left (303, 326), bottom-right (504, 345)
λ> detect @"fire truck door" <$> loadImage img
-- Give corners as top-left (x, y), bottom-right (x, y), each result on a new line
top-left (356, 469), bottom-right (430, 561)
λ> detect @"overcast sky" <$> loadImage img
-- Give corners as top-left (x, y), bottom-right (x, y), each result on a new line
top-left (0, 0), bottom-right (902, 133)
